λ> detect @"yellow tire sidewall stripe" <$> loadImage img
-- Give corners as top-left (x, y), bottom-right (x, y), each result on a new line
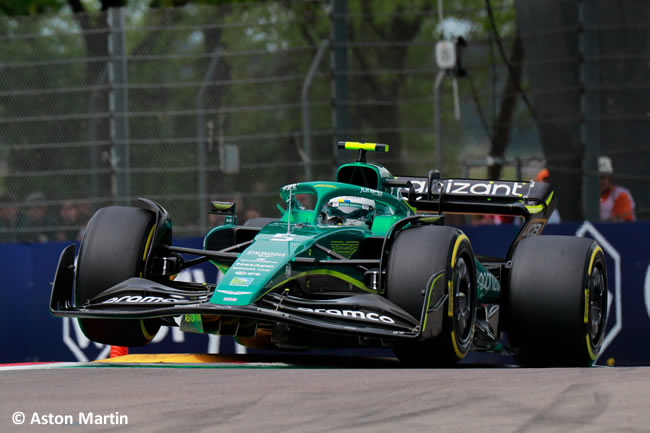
top-left (142, 225), bottom-right (156, 263)
top-left (448, 234), bottom-right (471, 359)
top-left (140, 225), bottom-right (156, 277)
top-left (140, 319), bottom-right (154, 341)
top-left (584, 245), bottom-right (603, 360)
top-left (448, 233), bottom-right (469, 318)
top-left (587, 246), bottom-right (603, 276)
top-left (140, 224), bottom-right (158, 340)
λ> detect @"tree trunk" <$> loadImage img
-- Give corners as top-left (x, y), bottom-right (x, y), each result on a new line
top-left (69, 0), bottom-right (126, 206)
top-left (202, 6), bottom-right (232, 197)
top-left (487, 28), bottom-right (523, 180)
top-left (514, 0), bottom-right (583, 220)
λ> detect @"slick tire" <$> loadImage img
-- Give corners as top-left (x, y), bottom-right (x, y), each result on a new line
top-left (387, 226), bottom-right (477, 367)
top-left (75, 206), bottom-right (161, 346)
top-left (506, 236), bottom-right (608, 367)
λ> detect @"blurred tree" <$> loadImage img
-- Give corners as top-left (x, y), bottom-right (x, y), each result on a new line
top-left (285, 0), bottom-right (435, 174)
top-left (287, 0), bottom-right (529, 179)
top-left (484, 1), bottom-right (528, 181)
top-left (1, 0), bottom-right (547, 230)
top-left (0, 0), bottom-right (63, 16)
top-left (67, 1), bottom-right (126, 203)
top-left (514, 0), bottom-right (582, 220)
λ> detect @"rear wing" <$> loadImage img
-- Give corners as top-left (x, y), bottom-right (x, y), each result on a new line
top-left (389, 173), bottom-right (557, 259)
top-left (389, 176), bottom-right (556, 220)
top-left (390, 174), bottom-right (556, 221)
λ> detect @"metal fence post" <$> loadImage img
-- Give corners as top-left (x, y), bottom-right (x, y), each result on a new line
top-left (88, 68), bottom-right (107, 209)
top-left (579, 0), bottom-right (601, 221)
top-left (330, 0), bottom-right (349, 166)
top-left (107, 7), bottom-right (129, 206)
top-left (433, 69), bottom-right (446, 171)
top-left (302, 40), bottom-right (329, 182)
top-left (196, 47), bottom-right (222, 233)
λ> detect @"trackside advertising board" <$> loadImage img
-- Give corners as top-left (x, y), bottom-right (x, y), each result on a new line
top-left (1, 222), bottom-right (648, 366)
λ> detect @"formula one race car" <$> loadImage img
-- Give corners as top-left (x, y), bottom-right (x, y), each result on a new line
top-left (50, 142), bottom-right (608, 367)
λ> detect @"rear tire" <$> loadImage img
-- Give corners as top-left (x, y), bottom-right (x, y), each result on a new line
top-left (386, 226), bottom-right (477, 367)
top-left (75, 206), bottom-right (161, 346)
top-left (506, 236), bottom-right (608, 367)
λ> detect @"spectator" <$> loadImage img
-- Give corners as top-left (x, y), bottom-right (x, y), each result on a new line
top-left (470, 214), bottom-right (513, 226)
top-left (56, 200), bottom-right (81, 241)
top-left (536, 168), bottom-right (561, 223)
top-left (244, 207), bottom-right (262, 223)
top-left (75, 200), bottom-right (94, 240)
top-left (0, 192), bottom-right (25, 243)
top-left (22, 192), bottom-right (57, 243)
top-left (76, 200), bottom-right (93, 225)
top-left (599, 156), bottom-right (636, 222)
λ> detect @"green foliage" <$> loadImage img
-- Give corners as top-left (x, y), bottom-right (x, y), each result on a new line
top-left (0, 0), bottom-right (66, 16)
top-left (0, 0), bottom-right (536, 234)
top-left (0, 12), bottom-right (89, 199)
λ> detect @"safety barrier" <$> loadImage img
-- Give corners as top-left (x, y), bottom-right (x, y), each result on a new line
top-left (1, 222), bottom-right (648, 365)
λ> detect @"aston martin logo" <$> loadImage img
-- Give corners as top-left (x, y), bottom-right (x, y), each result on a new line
top-left (331, 241), bottom-right (359, 259)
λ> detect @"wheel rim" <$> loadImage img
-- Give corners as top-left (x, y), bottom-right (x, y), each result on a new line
top-left (454, 256), bottom-right (473, 342)
top-left (588, 266), bottom-right (607, 344)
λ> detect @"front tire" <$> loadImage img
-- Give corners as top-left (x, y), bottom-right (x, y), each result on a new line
top-left (506, 236), bottom-right (608, 367)
top-left (386, 226), bottom-right (477, 366)
top-left (75, 206), bottom-right (161, 346)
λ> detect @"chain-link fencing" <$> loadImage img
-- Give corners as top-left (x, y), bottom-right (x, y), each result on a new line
top-left (0, 0), bottom-right (647, 243)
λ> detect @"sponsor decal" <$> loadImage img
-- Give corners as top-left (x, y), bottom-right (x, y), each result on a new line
top-left (282, 183), bottom-right (298, 191)
top-left (360, 187), bottom-right (383, 197)
top-left (405, 179), bottom-right (427, 193)
top-left (232, 271), bottom-right (261, 276)
top-left (217, 289), bottom-right (252, 295)
top-left (230, 277), bottom-right (254, 287)
top-left (231, 266), bottom-right (257, 272)
top-left (102, 295), bottom-right (176, 304)
top-left (223, 297), bottom-right (238, 302)
top-left (237, 260), bottom-right (275, 268)
top-left (398, 178), bottom-right (528, 198)
top-left (271, 233), bottom-right (295, 242)
top-left (477, 271), bottom-right (500, 300)
top-left (330, 240), bottom-right (359, 259)
top-left (245, 251), bottom-right (286, 258)
top-left (444, 180), bottom-right (526, 197)
top-left (297, 307), bottom-right (395, 324)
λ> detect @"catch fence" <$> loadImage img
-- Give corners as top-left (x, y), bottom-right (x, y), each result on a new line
top-left (0, 0), bottom-right (647, 242)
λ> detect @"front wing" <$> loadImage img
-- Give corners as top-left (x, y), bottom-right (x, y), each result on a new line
top-left (50, 245), bottom-right (436, 342)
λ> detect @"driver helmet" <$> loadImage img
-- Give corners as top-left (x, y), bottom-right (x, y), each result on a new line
top-left (325, 196), bottom-right (375, 227)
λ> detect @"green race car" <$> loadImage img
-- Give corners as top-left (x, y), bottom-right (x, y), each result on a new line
top-left (50, 142), bottom-right (608, 367)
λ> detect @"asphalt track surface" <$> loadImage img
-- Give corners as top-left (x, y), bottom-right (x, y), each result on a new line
top-left (2, 356), bottom-right (650, 433)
